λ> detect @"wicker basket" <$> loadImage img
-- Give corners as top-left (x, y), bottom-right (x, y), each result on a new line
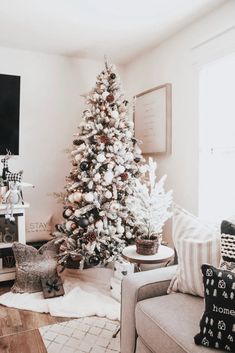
top-left (135, 236), bottom-right (159, 255)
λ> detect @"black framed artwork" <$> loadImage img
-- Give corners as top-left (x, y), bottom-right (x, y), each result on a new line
top-left (0, 74), bottom-right (21, 155)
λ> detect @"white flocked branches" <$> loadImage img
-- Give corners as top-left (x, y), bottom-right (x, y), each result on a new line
top-left (126, 158), bottom-right (173, 238)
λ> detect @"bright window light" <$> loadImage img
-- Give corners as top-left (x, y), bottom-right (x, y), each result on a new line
top-left (199, 53), bottom-right (235, 222)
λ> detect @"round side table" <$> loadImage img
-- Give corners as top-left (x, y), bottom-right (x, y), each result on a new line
top-left (122, 244), bottom-right (174, 271)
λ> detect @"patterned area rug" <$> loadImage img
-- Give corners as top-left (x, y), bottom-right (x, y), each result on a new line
top-left (39, 316), bottom-right (120, 353)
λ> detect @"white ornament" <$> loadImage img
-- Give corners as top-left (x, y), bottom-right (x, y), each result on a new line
top-left (74, 209), bottom-right (80, 218)
top-left (84, 192), bottom-right (94, 203)
top-left (64, 208), bottom-right (73, 217)
top-left (65, 220), bottom-right (75, 231)
top-left (88, 180), bottom-right (93, 189)
top-left (94, 173), bottom-right (101, 182)
top-left (75, 154), bottom-right (82, 162)
top-left (111, 110), bottom-right (119, 119)
top-left (115, 165), bottom-right (125, 175)
top-left (105, 190), bottom-right (112, 199)
top-left (97, 153), bottom-right (106, 163)
top-left (108, 162), bottom-right (115, 170)
top-left (102, 91), bottom-right (109, 99)
top-left (95, 220), bottom-right (104, 233)
top-left (117, 225), bottom-right (125, 234)
top-left (104, 171), bottom-right (114, 185)
top-left (73, 191), bottom-right (82, 202)
top-left (126, 232), bottom-right (132, 239)
top-left (68, 194), bottom-right (75, 203)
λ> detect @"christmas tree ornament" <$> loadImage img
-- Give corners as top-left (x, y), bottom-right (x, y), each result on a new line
top-left (126, 232), bottom-right (133, 239)
top-left (115, 165), bottom-right (125, 175)
top-left (102, 91), bottom-right (109, 99)
top-left (88, 255), bottom-right (100, 266)
top-left (80, 161), bottom-right (90, 171)
top-left (83, 192), bottom-right (94, 203)
top-left (120, 172), bottom-right (128, 181)
top-left (105, 190), bottom-right (112, 199)
top-left (78, 217), bottom-right (89, 228)
top-left (94, 173), bottom-right (101, 182)
top-left (95, 219), bottom-right (104, 233)
top-left (84, 231), bottom-right (97, 243)
top-left (73, 191), bottom-right (82, 203)
top-left (106, 94), bottom-right (114, 103)
top-left (110, 73), bottom-right (116, 80)
top-left (88, 180), bottom-right (93, 189)
top-left (68, 194), bottom-right (75, 203)
top-left (65, 221), bottom-right (77, 232)
top-left (117, 192), bottom-right (123, 201)
top-left (97, 153), bottom-right (106, 163)
top-left (99, 135), bottom-right (110, 144)
top-left (104, 171), bottom-right (113, 185)
top-left (63, 207), bottom-right (73, 219)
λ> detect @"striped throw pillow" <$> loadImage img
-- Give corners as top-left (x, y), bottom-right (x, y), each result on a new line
top-left (220, 221), bottom-right (235, 272)
top-left (168, 205), bottom-right (221, 297)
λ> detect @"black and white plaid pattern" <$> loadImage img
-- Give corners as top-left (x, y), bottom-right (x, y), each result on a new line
top-left (6, 171), bottom-right (22, 182)
top-left (1, 158), bottom-right (9, 169)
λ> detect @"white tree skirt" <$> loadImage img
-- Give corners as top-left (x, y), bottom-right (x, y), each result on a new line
top-left (0, 268), bottom-right (120, 321)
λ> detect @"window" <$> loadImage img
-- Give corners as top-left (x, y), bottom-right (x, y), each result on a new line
top-left (199, 53), bottom-right (235, 222)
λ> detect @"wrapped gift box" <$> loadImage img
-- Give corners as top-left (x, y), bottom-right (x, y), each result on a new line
top-left (113, 259), bottom-right (134, 280)
top-left (41, 275), bottom-right (64, 299)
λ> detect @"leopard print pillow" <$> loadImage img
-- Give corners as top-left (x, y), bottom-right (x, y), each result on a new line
top-left (11, 240), bottom-right (59, 293)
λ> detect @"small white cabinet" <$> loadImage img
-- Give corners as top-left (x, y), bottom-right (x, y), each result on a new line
top-left (0, 202), bottom-right (29, 281)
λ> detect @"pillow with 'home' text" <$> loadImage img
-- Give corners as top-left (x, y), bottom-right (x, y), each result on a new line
top-left (194, 264), bottom-right (235, 351)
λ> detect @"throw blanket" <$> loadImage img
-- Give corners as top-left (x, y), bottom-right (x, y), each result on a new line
top-left (0, 268), bottom-right (120, 320)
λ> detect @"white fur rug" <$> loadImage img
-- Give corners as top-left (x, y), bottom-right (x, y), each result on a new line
top-left (0, 268), bottom-right (120, 320)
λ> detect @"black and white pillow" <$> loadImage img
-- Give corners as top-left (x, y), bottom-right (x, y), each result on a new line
top-left (220, 220), bottom-right (235, 273)
top-left (5, 171), bottom-right (23, 183)
top-left (194, 264), bottom-right (235, 351)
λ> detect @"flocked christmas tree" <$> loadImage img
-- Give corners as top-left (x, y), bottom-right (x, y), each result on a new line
top-left (55, 60), bottom-right (145, 268)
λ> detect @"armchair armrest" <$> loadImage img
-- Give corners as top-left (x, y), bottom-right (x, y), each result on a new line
top-left (120, 265), bottom-right (177, 353)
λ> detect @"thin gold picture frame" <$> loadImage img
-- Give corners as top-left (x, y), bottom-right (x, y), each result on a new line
top-left (133, 83), bottom-right (172, 155)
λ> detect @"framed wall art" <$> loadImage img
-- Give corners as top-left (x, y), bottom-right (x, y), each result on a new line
top-left (133, 83), bottom-right (172, 154)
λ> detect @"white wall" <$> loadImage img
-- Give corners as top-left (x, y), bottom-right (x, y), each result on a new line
top-left (123, 0), bottom-right (235, 216)
top-left (0, 48), bottom-right (104, 241)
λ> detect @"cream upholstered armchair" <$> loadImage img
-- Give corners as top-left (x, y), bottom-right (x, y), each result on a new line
top-left (120, 265), bottom-right (226, 353)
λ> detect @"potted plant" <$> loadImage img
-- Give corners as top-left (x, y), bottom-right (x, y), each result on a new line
top-left (126, 158), bottom-right (173, 255)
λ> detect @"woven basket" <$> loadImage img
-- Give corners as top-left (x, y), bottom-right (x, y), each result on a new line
top-left (135, 236), bottom-right (159, 255)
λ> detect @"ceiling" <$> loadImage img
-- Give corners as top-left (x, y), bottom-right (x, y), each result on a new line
top-left (0, 0), bottom-right (227, 65)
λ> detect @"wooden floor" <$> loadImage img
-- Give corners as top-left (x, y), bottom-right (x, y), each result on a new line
top-left (0, 283), bottom-right (70, 353)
